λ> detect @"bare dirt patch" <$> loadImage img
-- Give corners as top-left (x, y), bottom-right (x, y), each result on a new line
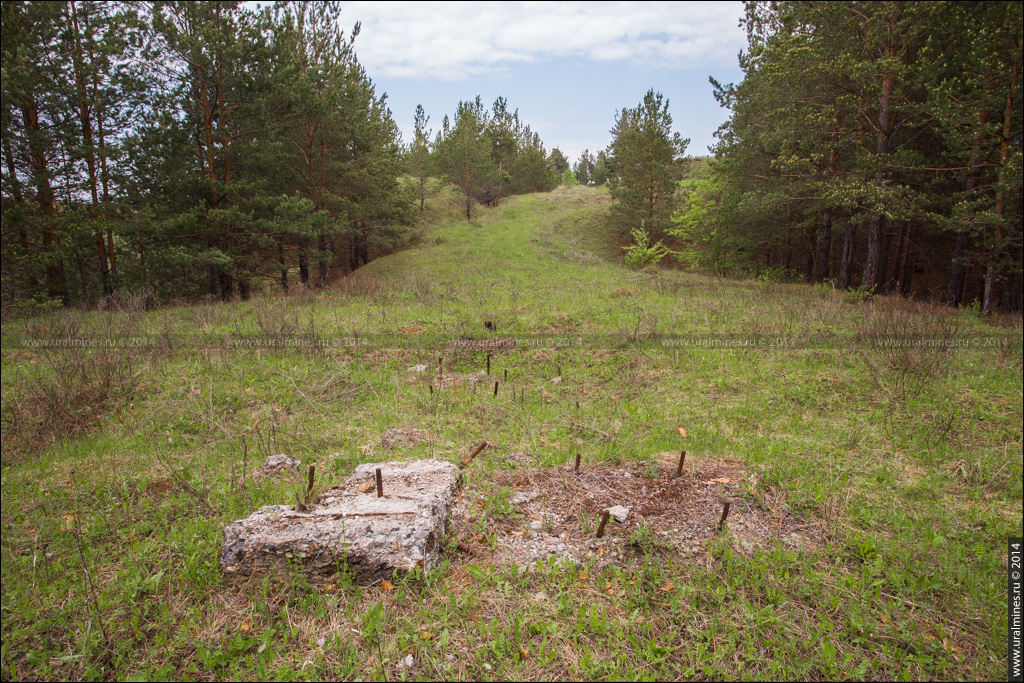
top-left (381, 428), bottom-right (431, 449)
top-left (451, 458), bottom-right (819, 569)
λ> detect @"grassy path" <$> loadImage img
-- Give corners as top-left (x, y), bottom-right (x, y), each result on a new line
top-left (2, 186), bottom-right (1021, 680)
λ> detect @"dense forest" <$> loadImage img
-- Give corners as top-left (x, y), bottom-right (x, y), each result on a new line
top-left (0, 1), bottom-right (564, 310)
top-left (673, 1), bottom-right (1023, 313)
top-left (3, 1), bottom-right (1022, 314)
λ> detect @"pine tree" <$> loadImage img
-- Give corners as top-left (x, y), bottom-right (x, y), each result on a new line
top-left (608, 90), bottom-right (688, 238)
top-left (409, 104), bottom-right (432, 211)
top-left (434, 97), bottom-right (496, 219)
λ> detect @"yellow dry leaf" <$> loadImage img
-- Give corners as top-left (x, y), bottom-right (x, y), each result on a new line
top-left (659, 583), bottom-right (674, 592)
top-left (380, 580), bottom-right (393, 591)
top-left (421, 632), bottom-right (434, 640)
top-left (240, 623), bottom-right (250, 632)
top-left (519, 647), bottom-right (530, 659)
top-left (578, 571), bottom-right (588, 580)
top-left (678, 427), bottom-right (687, 438)
top-left (711, 477), bottom-right (731, 483)
top-left (357, 481), bottom-right (375, 493)
top-left (880, 615), bottom-right (890, 624)
top-left (511, 530), bottom-right (524, 536)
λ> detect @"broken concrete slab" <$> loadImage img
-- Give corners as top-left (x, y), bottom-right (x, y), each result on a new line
top-left (381, 428), bottom-right (429, 449)
top-left (262, 454), bottom-right (301, 474)
top-left (221, 459), bottom-right (460, 584)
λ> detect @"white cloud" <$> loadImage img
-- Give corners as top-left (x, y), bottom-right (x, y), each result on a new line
top-left (340, 1), bottom-right (745, 80)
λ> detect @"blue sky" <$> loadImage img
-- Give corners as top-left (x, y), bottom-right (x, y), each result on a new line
top-left (336, 1), bottom-right (748, 162)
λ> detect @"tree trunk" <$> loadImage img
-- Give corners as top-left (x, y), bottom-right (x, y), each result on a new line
top-left (21, 95), bottom-right (66, 303)
top-left (984, 46), bottom-right (1021, 314)
top-left (887, 222), bottom-right (907, 293)
top-left (899, 247), bottom-right (915, 298)
top-left (219, 269), bottom-right (233, 301)
top-left (838, 223), bottom-right (856, 289)
top-left (813, 208), bottom-right (833, 283)
top-left (298, 244), bottom-right (309, 285)
top-left (946, 230), bottom-right (971, 306)
top-left (999, 250), bottom-right (1021, 313)
top-left (861, 13), bottom-right (898, 292)
top-left (877, 226), bottom-right (893, 293)
top-left (982, 252), bottom-right (1004, 314)
top-left (3, 131), bottom-right (37, 288)
top-left (279, 240), bottom-right (289, 293)
top-left (318, 234), bottom-right (329, 284)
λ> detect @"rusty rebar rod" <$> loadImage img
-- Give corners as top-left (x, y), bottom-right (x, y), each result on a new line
top-left (596, 510), bottom-right (611, 538)
top-left (375, 468), bottom-right (383, 498)
top-left (460, 441), bottom-right (488, 469)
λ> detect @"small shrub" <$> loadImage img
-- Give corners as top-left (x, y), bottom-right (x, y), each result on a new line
top-left (2, 311), bottom-right (144, 458)
top-left (843, 285), bottom-right (875, 305)
top-left (623, 225), bottom-right (669, 270)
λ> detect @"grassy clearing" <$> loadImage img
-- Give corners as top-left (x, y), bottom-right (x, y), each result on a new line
top-left (2, 185), bottom-right (1021, 681)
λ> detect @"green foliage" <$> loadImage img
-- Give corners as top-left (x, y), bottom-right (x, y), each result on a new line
top-left (573, 150), bottom-right (594, 186)
top-left (708, 1), bottom-right (1022, 309)
top-left (607, 90), bottom-right (689, 238)
top-left (1, 0), bottom-right (413, 308)
top-left (622, 225), bottom-right (669, 270)
top-left (668, 163), bottom-right (737, 274)
top-left (561, 169), bottom-right (577, 187)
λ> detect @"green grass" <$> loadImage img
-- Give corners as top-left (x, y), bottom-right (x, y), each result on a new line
top-left (2, 184), bottom-right (1021, 681)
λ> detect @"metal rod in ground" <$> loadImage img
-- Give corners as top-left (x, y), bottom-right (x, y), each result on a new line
top-left (504, 368), bottom-right (508, 380)
top-left (596, 510), bottom-right (611, 538)
top-left (460, 441), bottom-right (488, 469)
top-left (676, 450), bottom-right (686, 477)
top-left (375, 468), bottom-right (383, 498)
top-left (574, 453), bottom-right (581, 474)
top-left (719, 501), bottom-right (731, 530)
top-left (429, 384), bottom-right (434, 395)
top-left (487, 353), bottom-right (491, 375)
top-left (493, 381), bottom-right (499, 397)
top-left (307, 465), bottom-right (316, 498)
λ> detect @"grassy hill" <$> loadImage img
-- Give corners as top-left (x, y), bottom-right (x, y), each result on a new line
top-left (2, 186), bottom-right (1021, 680)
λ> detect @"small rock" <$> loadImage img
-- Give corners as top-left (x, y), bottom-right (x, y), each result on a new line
top-left (606, 505), bottom-right (631, 522)
top-left (403, 654), bottom-right (414, 669)
top-left (551, 376), bottom-right (562, 384)
top-left (408, 364), bottom-right (428, 373)
top-left (509, 491), bottom-right (539, 506)
top-left (262, 454), bottom-right (301, 474)
top-left (529, 521), bottom-right (543, 531)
